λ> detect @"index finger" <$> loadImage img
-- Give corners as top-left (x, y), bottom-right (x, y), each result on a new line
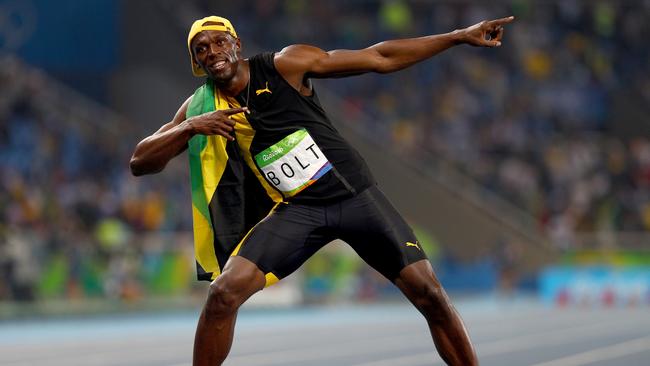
top-left (222, 107), bottom-right (249, 116)
top-left (487, 16), bottom-right (515, 27)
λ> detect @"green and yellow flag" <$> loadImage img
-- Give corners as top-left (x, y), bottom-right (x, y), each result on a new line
top-left (186, 79), bottom-right (272, 281)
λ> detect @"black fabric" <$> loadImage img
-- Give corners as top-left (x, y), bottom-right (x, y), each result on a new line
top-left (196, 261), bottom-right (211, 281)
top-left (237, 185), bottom-right (428, 281)
top-left (204, 140), bottom-right (274, 280)
top-left (235, 52), bottom-right (375, 204)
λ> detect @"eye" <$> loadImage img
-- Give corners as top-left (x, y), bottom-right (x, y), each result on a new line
top-left (196, 46), bottom-right (206, 54)
top-left (216, 40), bottom-right (224, 47)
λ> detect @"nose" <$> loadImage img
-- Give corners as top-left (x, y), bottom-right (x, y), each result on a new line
top-left (208, 43), bottom-right (222, 58)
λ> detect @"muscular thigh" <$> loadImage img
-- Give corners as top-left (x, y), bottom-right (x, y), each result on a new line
top-left (235, 202), bottom-right (334, 281)
top-left (339, 185), bottom-right (428, 281)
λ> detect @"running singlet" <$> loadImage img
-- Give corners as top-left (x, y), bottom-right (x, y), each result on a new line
top-left (227, 52), bottom-right (375, 204)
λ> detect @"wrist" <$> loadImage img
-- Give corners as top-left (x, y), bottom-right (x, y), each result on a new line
top-left (181, 118), bottom-right (197, 137)
top-left (450, 29), bottom-right (467, 45)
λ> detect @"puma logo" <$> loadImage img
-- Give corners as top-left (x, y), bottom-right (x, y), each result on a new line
top-left (406, 241), bottom-right (421, 250)
top-left (256, 82), bottom-right (272, 96)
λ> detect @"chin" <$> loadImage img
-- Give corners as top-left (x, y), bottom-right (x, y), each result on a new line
top-left (207, 66), bottom-right (236, 83)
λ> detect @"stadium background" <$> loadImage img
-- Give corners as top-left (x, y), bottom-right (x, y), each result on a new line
top-left (1, 1), bottom-right (649, 364)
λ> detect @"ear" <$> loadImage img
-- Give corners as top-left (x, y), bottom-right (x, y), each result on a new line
top-left (190, 43), bottom-right (199, 64)
top-left (234, 38), bottom-right (243, 56)
top-left (191, 48), bottom-right (201, 66)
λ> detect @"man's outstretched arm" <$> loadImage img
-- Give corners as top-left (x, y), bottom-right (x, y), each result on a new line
top-left (275, 16), bottom-right (514, 85)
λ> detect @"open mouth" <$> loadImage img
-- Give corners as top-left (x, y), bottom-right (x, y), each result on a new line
top-left (210, 60), bottom-right (227, 71)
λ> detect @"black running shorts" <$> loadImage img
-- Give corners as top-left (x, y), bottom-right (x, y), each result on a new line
top-left (233, 185), bottom-right (428, 285)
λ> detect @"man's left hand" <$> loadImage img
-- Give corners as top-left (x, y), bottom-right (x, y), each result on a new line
top-left (457, 16), bottom-right (515, 47)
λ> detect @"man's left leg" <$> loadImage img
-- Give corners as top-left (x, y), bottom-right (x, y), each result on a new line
top-left (337, 185), bottom-right (478, 365)
top-left (394, 259), bottom-right (478, 366)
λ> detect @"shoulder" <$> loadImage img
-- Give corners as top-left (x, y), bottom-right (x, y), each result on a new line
top-left (248, 51), bottom-right (276, 68)
top-left (275, 45), bottom-right (325, 64)
top-left (172, 95), bottom-right (193, 124)
top-left (274, 45), bottom-right (327, 75)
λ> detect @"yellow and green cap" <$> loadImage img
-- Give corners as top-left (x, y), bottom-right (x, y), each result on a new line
top-left (187, 16), bottom-right (238, 77)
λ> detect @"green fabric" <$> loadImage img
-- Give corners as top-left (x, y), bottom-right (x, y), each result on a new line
top-left (187, 80), bottom-right (214, 223)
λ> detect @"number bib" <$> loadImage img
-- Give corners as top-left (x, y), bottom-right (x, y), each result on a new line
top-left (254, 129), bottom-right (332, 197)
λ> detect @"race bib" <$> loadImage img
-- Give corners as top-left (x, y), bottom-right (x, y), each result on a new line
top-left (254, 129), bottom-right (332, 197)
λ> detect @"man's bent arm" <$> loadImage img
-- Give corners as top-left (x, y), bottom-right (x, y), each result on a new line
top-left (130, 97), bottom-right (193, 176)
top-left (130, 97), bottom-right (246, 176)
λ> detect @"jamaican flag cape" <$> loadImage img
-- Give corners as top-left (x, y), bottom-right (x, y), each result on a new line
top-left (186, 79), bottom-right (273, 281)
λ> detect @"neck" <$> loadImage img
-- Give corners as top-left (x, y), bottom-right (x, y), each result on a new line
top-left (213, 60), bottom-right (249, 97)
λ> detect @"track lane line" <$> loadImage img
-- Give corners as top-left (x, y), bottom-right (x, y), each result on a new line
top-left (349, 316), bottom-right (650, 366)
top-left (528, 335), bottom-right (650, 366)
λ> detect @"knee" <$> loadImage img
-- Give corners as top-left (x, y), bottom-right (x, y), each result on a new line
top-left (411, 283), bottom-right (452, 320)
top-left (204, 280), bottom-right (242, 319)
top-left (203, 261), bottom-right (265, 319)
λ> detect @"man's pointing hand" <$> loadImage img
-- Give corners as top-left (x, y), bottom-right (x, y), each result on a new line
top-left (186, 107), bottom-right (248, 141)
top-left (458, 16), bottom-right (515, 47)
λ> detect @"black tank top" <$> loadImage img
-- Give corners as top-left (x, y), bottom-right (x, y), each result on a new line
top-left (231, 52), bottom-right (375, 204)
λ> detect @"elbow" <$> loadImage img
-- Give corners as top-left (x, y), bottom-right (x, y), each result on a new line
top-left (368, 46), bottom-right (395, 74)
top-left (129, 156), bottom-right (145, 176)
top-left (373, 57), bottom-right (397, 74)
top-left (375, 58), bottom-right (407, 74)
top-left (375, 65), bottom-right (393, 74)
top-left (129, 156), bottom-right (158, 176)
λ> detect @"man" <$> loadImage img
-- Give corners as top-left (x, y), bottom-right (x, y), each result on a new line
top-left (130, 14), bottom-right (514, 365)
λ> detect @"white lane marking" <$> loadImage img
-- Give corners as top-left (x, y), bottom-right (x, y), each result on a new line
top-left (164, 308), bottom-right (608, 366)
top-left (0, 305), bottom-right (602, 358)
top-left (0, 331), bottom-right (424, 366)
top-left (0, 343), bottom-right (190, 366)
top-left (226, 333), bottom-right (427, 366)
top-left (345, 352), bottom-right (438, 366)
top-left (350, 317), bottom-right (650, 366)
top-left (529, 335), bottom-right (650, 366)
top-left (2, 306), bottom-right (647, 366)
top-left (0, 321), bottom-right (423, 364)
top-left (226, 306), bottom-right (624, 358)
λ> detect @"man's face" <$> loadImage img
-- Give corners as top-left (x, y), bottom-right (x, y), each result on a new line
top-left (191, 30), bottom-right (241, 81)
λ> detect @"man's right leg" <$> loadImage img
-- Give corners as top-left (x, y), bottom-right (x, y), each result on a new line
top-left (193, 256), bottom-right (266, 366)
top-left (193, 202), bottom-right (331, 365)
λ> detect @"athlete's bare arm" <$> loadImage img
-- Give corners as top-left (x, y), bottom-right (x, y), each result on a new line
top-left (131, 16), bottom-right (513, 176)
top-left (275, 16), bottom-right (514, 90)
top-left (129, 96), bottom-right (247, 176)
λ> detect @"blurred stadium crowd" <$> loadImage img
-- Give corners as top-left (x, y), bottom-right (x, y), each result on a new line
top-left (225, 0), bottom-right (650, 246)
top-left (1, 0), bottom-right (649, 303)
top-left (0, 57), bottom-right (197, 302)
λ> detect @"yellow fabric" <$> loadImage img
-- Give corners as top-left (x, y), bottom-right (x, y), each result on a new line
top-left (196, 133), bottom-right (229, 279)
top-left (234, 116), bottom-right (283, 202)
top-left (199, 136), bottom-right (228, 202)
top-left (192, 89), bottom-right (233, 280)
top-left (221, 94), bottom-right (283, 203)
top-left (187, 16), bottom-right (238, 77)
top-left (264, 273), bottom-right (280, 287)
top-left (192, 204), bottom-right (220, 278)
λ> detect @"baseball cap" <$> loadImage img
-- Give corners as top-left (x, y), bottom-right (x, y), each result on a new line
top-left (187, 16), bottom-right (238, 77)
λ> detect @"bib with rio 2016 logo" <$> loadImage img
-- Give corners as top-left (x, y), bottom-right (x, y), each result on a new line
top-left (254, 129), bottom-right (332, 198)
